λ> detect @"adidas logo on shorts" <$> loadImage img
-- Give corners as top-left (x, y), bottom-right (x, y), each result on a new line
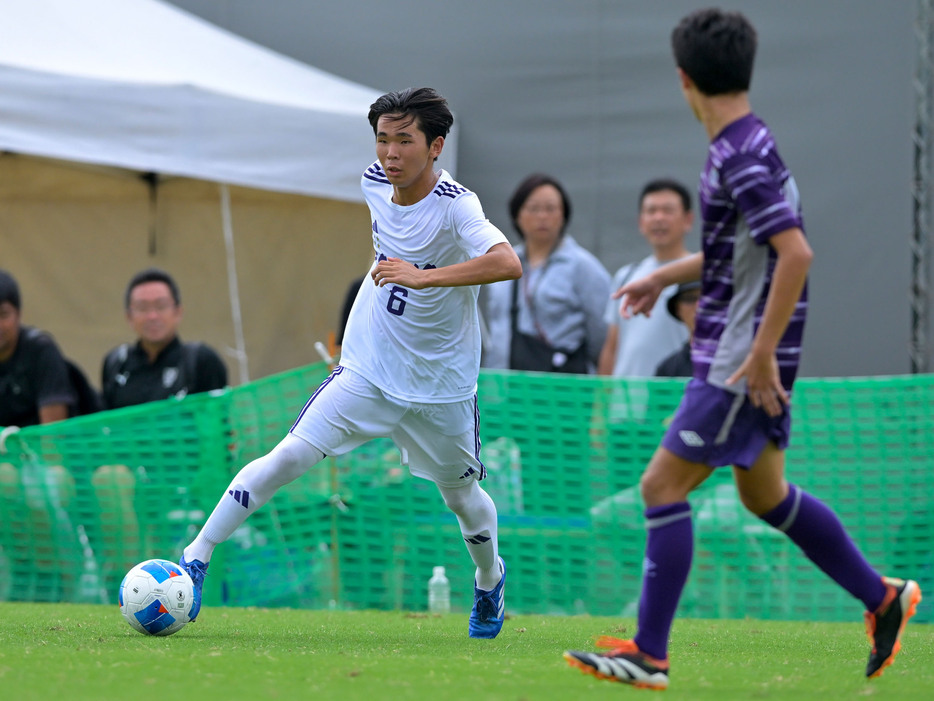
top-left (678, 430), bottom-right (705, 447)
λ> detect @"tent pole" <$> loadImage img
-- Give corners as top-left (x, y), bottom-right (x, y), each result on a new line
top-left (142, 172), bottom-right (159, 255)
top-left (220, 183), bottom-right (250, 384)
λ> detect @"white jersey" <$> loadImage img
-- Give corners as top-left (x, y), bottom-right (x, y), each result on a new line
top-left (339, 162), bottom-right (509, 403)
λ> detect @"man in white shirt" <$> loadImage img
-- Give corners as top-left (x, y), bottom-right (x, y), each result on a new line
top-left (180, 88), bottom-right (522, 639)
top-left (598, 179), bottom-right (694, 377)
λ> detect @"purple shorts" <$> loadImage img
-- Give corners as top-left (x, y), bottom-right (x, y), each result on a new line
top-left (660, 379), bottom-right (791, 469)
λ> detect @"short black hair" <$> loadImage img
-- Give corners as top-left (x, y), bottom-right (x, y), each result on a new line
top-left (368, 87), bottom-right (454, 148)
top-left (0, 268), bottom-right (21, 310)
top-left (124, 268), bottom-right (180, 310)
top-left (671, 8), bottom-right (757, 96)
top-left (508, 173), bottom-right (572, 239)
top-left (639, 178), bottom-right (693, 213)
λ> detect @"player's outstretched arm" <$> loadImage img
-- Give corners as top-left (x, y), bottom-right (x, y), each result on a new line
top-left (615, 252), bottom-right (703, 318)
top-left (372, 242), bottom-right (522, 290)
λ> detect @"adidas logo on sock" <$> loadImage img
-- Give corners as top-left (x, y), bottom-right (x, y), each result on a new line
top-left (228, 488), bottom-right (250, 508)
top-left (464, 533), bottom-right (492, 545)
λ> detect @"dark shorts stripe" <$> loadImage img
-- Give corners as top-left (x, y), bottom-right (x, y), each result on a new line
top-left (290, 365), bottom-right (344, 433)
top-left (473, 394), bottom-right (486, 480)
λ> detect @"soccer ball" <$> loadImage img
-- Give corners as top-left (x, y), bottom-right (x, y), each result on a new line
top-left (118, 559), bottom-right (194, 636)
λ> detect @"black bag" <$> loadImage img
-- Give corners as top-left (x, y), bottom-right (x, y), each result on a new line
top-left (508, 277), bottom-right (589, 373)
top-left (23, 327), bottom-right (102, 416)
top-left (509, 331), bottom-right (589, 373)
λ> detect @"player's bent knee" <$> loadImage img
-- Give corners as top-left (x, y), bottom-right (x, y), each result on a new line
top-left (639, 455), bottom-right (708, 507)
top-left (437, 479), bottom-right (477, 515)
top-left (639, 467), bottom-right (683, 506)
top-left (250, 435), bottom-right (325, 488)
top-left (736, 484), bottom-right (786, 517)
top-left (639, 473), bottom-right (670, 507)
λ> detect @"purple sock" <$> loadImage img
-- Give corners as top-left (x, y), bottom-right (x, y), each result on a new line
top-left (633, 502), bottom-right (693, 660)
top-left (759, 483), bottom-right (886, 610)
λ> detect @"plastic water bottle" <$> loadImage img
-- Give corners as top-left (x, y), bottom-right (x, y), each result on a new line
top-left (428, 565), bottom-right (451, 614)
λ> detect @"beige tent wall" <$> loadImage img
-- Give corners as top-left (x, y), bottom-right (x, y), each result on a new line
top-left (0, 154), bottom-right (372, 389)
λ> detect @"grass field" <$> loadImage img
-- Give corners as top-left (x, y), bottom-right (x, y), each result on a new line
top-left (1, 603), bottom-right (932, 700)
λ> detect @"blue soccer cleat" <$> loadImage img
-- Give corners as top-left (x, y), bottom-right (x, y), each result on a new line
top-left (469, 557), bottom-right (506, 639)
top-left (179, 555), bottom-right (209, 622)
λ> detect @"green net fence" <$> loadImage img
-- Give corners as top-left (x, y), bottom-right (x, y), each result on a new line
top-left (1, 364), bottom-right (932, 623)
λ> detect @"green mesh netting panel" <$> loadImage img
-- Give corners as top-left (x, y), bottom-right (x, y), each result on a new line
top-left (1, 365), bottom-right (932, 623)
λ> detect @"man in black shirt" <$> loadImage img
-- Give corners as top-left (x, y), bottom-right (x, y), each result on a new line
top-left (0, 269), bottom-right (75, 427)
top-left (101, 268), bottom-right (227, 409)
top-left (94, 268), bottom-right (228, 592)
top-left (0, 269), bottom-right (80, 601)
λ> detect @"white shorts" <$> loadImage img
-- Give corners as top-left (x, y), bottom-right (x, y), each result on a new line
top-left (289, 366), bottom-right (485, 488)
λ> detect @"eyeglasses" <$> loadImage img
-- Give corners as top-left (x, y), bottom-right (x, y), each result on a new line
top-left (129, 299), bottom-right (176, 315)
top-left (641, 204), bottom-right (682, 217)
top-left (521, 204), bottom-right (562, 216)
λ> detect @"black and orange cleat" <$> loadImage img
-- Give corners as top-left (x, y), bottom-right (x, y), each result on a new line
top-left (865, 577), bottom-right (922, 678)
top-left (564, 636), bottom-right (669, 690)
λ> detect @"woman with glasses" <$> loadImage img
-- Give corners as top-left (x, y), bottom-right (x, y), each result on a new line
top-left (481, 173), bottom-right (610, 374)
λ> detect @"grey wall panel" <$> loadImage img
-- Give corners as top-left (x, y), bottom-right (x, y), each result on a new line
top-left (166, 0), bottom-right (918, 377)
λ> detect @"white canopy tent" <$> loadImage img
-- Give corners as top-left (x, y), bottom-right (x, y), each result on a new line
top-left (0, 0), bottom-right (386, 202)
top-left (0, 0), bottom-right (457, 384)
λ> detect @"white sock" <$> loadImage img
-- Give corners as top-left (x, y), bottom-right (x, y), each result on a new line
top-left (184, 434), bottom-right (324, 564)
top-left (437, 480), bottom-right (501, 591)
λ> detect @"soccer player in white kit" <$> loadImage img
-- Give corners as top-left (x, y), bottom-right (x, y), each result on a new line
top-left (180, 87), bottom-right (522, 638)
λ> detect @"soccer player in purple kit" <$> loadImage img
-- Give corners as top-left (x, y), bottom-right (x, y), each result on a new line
top-left (564, 8), bottom-right (920, 691)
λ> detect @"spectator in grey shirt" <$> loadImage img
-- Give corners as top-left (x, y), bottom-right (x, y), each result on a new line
top-left (480, 174), bottom-right (610, 373)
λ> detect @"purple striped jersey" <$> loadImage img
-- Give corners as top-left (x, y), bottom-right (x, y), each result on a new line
top-left (693, 113), bottom-right (807, 393)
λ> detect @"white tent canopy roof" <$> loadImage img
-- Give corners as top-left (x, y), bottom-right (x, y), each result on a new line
top-left (0, 0), bottom-right (400, 201)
